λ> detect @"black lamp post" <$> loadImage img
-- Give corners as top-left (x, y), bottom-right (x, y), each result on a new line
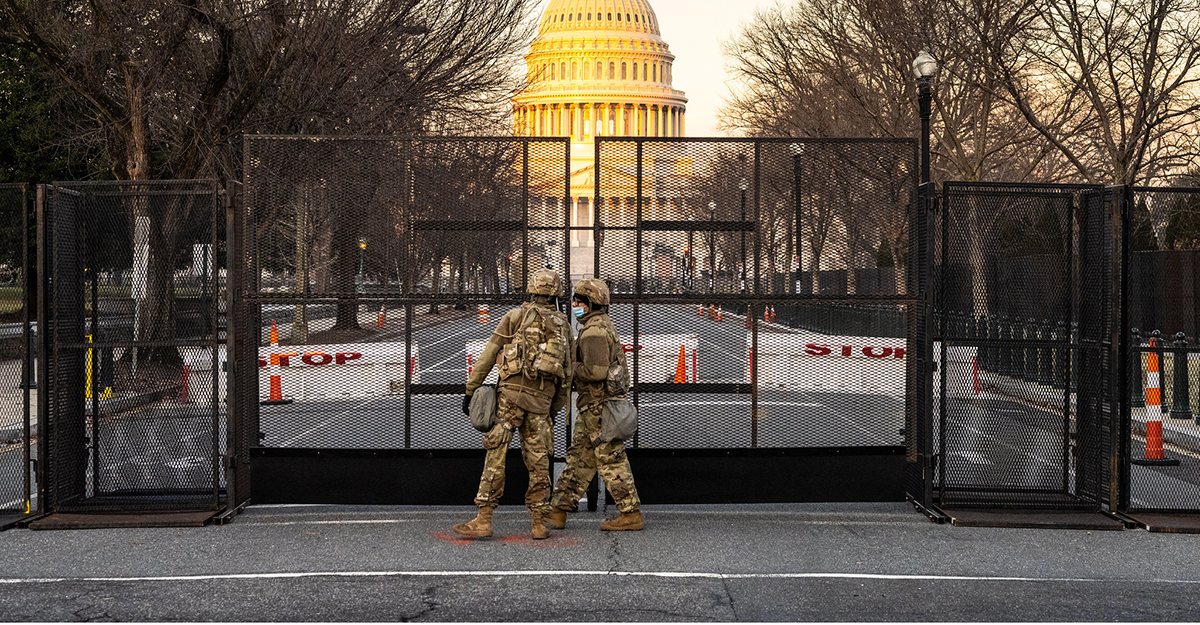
top-left (912, 50), bottom-right (938, 185)
top-left (790, 143), bottom-right (804, 295)
top-left (739, 178), bottom-right (748, 294)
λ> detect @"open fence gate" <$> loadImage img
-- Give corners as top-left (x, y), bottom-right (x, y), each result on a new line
top-left (0, 184), bottom-right (34, 530)
top-left (922, 182), bottom-right (1121, 527)
top-left (30, 181), bottom-right (228, 528)
top-left (242, 135), bottom-right (919, 505)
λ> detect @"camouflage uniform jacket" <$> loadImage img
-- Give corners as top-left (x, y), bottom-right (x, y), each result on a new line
top-left (574, 310), bottom-right (624, 409)
top-left (466, 298), bottom-right (574, 416)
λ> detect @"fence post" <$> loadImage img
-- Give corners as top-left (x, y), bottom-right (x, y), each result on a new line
top-left (1130, 328), bottom-right (1144, 408)
top-left (999, 315), bottom-right (1012, 376)
top-left (1170, 332), bottom-right (1192, 420)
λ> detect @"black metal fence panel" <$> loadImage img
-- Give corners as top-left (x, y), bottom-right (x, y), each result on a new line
top-left (40, 181), bottom-right (224, 514)
top-left (241, 136), bottom-right (573, 457)
top-left (1123, 187), bottom-right (1200, 513)
top-left (935, 182), bottom-right (1107, 509)
top-left (0, 183), bottom-right (32, 516)
top-left (594, 137), bottom-right (917, 456)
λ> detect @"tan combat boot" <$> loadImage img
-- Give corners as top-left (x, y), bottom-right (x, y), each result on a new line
top-left (531, 511), bottom-right (550, 540)
top-left (546, 508), bottom-right (568, 529)
top-left (452, 506), bottom-right (494, 538)
top-left (600, 510), bottom-right (644, 531)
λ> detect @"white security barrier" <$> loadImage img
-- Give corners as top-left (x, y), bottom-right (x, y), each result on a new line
top-left (933, 341), bottom-right (980, 397)
top-left (182, 345), bottom-right (227, 403)
top-left (747, 334), bottom-right (907, 395)
top-left (257, 341), bottom-right (420, 401)
top-left (466, 333), bottom-right (698, 384)
top-left (465, 339), bottom-right (500, 385)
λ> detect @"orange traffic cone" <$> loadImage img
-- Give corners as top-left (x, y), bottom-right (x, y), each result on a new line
top-left (377, 303), bottom-right (386, 328)
top-left (765, 306), bottom-right (771, 323)
top-left (770, 305), bottom-right (776, 323)
top-left (716, 305), bottom-right (724, 322)
top-left (262, 320), bottom-right (292, 405)
top-left (708, 304), bottom-right (716, 320)
top-left (1134, 337), bottom-right (1178, 466)
top-left (674, 345), bottom-right (687, 383)
top-left (699, 304), bottom-right (706, 316)
top-left (478, 304), bottom-right (491, 324)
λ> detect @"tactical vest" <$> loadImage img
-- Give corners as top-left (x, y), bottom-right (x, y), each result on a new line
top-left (498, 303), bottom-right (570, 381)
top-left (583, 314), bottom-right (629, 398)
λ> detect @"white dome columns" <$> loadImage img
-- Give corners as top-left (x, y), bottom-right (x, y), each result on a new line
top-left (515, 102), bottom-right (685, 139)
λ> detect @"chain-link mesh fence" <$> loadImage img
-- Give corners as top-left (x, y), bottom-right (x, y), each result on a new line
top-left (0, 183), bottom-right (32, 516)
top-left (595, 138), bottom-right (917, 454)
top-left (933, 182), bottom-right (1108, 509)
top-left (41, 181), bottom-right (224, 514)
top-left (1123, 187), bottom-right (1200, 513)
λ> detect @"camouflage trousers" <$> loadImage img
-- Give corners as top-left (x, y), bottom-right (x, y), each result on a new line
top-left (550, 402), bottom-right (641, 513)
top-left (473, 392), bottom-right (554, 514)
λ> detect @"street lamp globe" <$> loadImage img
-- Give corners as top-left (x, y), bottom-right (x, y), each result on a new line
top-left (789, 143), bottom-right (805, 156)
top-left (708, 200), bottom-right (716, 212)
top-left (912, 50), bottom-right (938, 81)
top-left (738, 178), bottom-right (749, 191)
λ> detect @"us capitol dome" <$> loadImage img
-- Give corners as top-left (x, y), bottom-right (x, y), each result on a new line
top-left (512, 0), bottom-right (688, 280)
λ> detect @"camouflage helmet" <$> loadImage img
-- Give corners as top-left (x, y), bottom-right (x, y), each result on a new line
top-left (573, 278), bottom-right (610, 306)
top-left (527, 269), bottom-right (562, 296)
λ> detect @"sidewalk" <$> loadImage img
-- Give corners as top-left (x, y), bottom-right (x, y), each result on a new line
top-left (3, 502), bottom-right (1200, 621)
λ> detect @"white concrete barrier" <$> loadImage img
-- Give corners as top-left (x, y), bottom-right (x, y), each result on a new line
top-left (933, 341), bottom-right (979, 397)
top-left (467, 333), bottom-right (698, 384)
top-left (465, 340), bottom-right (500, 385)
top-left (256, 341), bottom-right (419, 401)
top-left (747, 334), bottom-right (907, 395)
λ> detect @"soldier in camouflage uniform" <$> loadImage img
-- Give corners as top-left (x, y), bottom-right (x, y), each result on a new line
top-left (547, 279), bottom-right (643, 531)
top-left (454, 269), bottom-right (573, 540)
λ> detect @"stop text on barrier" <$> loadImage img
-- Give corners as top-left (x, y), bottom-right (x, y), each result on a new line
top-left (258, 352), bottom-right (363, 368)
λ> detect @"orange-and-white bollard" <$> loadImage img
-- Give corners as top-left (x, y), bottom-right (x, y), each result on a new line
top-left (1133, 337), bottom-right (1179, 466)
top-left (478, 304), bottom-right (491, 324)
top-left (377, 303), bottom-right (386, 328)
top-left (746, 306), bottom-right (753, 329)
top-left (262, 320), bottom-right (292, 406)
top-left (699, 303), bottom-right (706, 316)
top-left (716, 305), bottom-right (724, 322)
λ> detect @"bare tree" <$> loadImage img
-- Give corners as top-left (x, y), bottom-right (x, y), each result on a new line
top-left (1, 0), bottom-right (535, 358)
top-left (977, 0), bottom-right (1200, 190)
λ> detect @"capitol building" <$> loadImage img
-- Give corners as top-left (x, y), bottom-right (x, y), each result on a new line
top-left (512, 0), bottom-right (688, 280)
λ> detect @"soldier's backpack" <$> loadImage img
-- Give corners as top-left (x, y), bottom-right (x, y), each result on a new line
top-left (498, 303), bottom-right (570, 381)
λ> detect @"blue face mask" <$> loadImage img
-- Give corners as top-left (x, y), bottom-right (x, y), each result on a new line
top-left (572, 306), bottom-right (586, 319)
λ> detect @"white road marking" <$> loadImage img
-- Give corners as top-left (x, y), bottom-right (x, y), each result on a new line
top-left (1, 570), bottom-right (1198, 585)
top-left (274, 396), bottom-right (380, 447)
top-left (254, 519), bottom-right (416, 526)
top-left (637, 400), bottom-right (822, 409)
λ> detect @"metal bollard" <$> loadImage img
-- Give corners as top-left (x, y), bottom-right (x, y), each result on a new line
top-left (1024, 318), bottom-right (1038, 382)
top-left (1170, 332), bottom-right (1192, 419)
top-left (1070, 322), bottom-right (1078, 393)
top-left (1038, 319), bottom-right (1054, 385)
top-left (1000, 315), bottom-right (1013, 376)
top-left (1131, 328), bottom-right (1145, 408)
top-left (1053, 321), bottom-right (1067, 388)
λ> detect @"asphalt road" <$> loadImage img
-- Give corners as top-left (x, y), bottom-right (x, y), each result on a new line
top-left (4, 503), bottom-right (1200, 621)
